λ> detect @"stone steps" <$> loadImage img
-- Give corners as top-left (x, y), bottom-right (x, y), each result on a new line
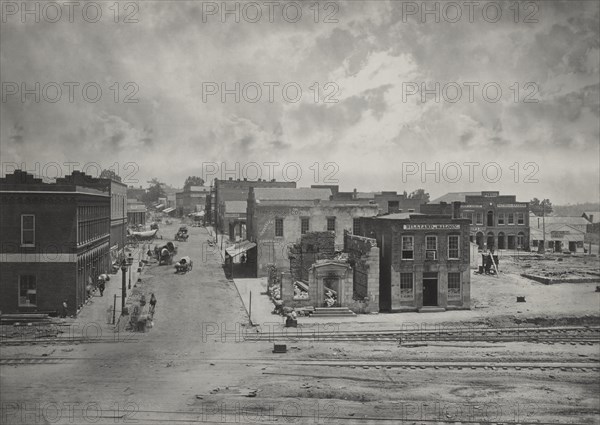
top-left (311, 307), bottom-right (356, 317)
top-left (418, 306), bottom-right (446, 313)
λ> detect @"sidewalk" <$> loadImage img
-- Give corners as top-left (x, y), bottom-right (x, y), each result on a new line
top-left (232, 278), bottom-right (277, 326)
top-left (59, 245), bottom-right (149, 339)
top-left (205, 226), bottom-right (233, 262)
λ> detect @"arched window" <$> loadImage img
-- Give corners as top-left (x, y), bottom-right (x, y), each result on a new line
top-left (487, 211), bottom-right (494, 227)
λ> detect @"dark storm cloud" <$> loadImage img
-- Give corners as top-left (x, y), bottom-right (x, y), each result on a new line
top-left (0, 0), bottom-right (598, 203)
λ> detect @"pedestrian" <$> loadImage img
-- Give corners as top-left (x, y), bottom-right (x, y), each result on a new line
top-left (149, 293), bottom-right (157, 315)
top-left (98, 279), bottom-right (105, 297)
top-left (61, 299), bottom-right (68, 318)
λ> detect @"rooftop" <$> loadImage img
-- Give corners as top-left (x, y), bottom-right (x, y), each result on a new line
top-left (253, 187), bottom-right (332, 202)
top-left (583, 211), bottom-right (600, 223)
top-left (374, 212), bottom-right (423, 220)
top-left (529, 215), bottom-right (590, 227)
top-left (430, 192), bottom-right (482, 203)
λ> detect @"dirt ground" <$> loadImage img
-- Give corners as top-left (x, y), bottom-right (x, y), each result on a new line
top-left (1, 224), bottom-right (599, 424)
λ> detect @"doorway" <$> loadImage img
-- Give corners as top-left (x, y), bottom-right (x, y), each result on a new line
top-left (486, 233), bottom-right (495, 251)
top-left (422, 273), bottom-right (438, 307)
top-left (497, 232), bottom-right (506, 250)
top-left (476, 232), bottom-right (484, 250)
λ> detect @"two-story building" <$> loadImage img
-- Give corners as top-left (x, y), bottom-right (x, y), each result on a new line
top-left (358, 213), bottom-right (471, 312)
top-left (214, 178), bottom-right (297, 234)
top-left (322, 186), bottom-right (423, 214)
top-left (176, 185), bottom-right (211, 216)
top-left (0, 170), bottom-right (111, 315)
top-left (246, 187), bottom-right (379, 277)
top-left (100, 178), bottom-right (127, 263)
top-left (127, 199), bottom-right (147, 226)
top-left (426, 191), bottom-right (530, 251)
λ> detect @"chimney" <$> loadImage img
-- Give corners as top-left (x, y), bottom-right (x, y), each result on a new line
top-left (353, 188), bottom-right (357, 200)
top-left (452, 201), bottom-right (461, 219)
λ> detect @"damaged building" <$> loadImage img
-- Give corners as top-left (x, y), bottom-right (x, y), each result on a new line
top-left (271, 230), bottom-right (380, 315)
top-left (246, 187), bottom-right (379, 277)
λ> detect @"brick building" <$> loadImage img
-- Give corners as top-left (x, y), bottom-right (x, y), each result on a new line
top-left (222, 200), bottom-right (247, 241)
top-left (126, 186), bottom-right (146, 202)
top-left (359, 213), bottom-right (471, 312)
top-left (246, 187), bottom-right (379, 277)
top-left (0, 170), bottom-right (111, 315)
top-left (175, 185), bottom-right (210, 216)
top-left (426, 191), bottom-right (530, 251)
top-left (127, 199), bottom-right (147, 226)
top-left (324, 186), bottom-right (423, 214)
top-left (213, 178), bottom-right (297, 234)
top-left (102, 178), bottom-right (127, 263)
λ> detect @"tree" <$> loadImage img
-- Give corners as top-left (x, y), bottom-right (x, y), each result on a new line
top-left (408, 188), bottom-right (430, 203)
top-left (183, 176), bottom-right (205, 190)
top-left (143, 178), bottom-right (165, 204)
top-left (99, 169), bottom-right (122, 182)
top-left (530, 198), bottom-right (553, 216)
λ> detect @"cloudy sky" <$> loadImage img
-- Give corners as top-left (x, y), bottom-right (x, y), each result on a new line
top-left (1, 0), bottom-right (598, 204)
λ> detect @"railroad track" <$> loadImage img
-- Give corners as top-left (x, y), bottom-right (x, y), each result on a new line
top-left (246, 325), bottom-right (600, 344)
top-left (0, 336), bottom-right (140, 346)
top-left (2, 356), bottom-right (598, 372)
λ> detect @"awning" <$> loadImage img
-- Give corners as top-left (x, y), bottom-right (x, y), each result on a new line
top-left (225, 241), bottom-right (256, 258)
top-left (163, 207), bottom-right (175, 213)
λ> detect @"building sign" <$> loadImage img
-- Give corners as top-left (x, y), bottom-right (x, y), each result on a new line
top-left (403, 224), bottom-right (461, 230)
top-left (482, 192), bottom-right (499, 197)
top-left (550, 231), bottom-right (568, 238)
top-left (497, 204), bottom-right (527, 208)
top-left (470, 226), bottom-right (486, 232)
top-left (462, 205), bottom-right (482, 208)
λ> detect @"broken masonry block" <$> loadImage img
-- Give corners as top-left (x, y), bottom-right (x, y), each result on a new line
top-left (273, 344), bottom-right (287, 353)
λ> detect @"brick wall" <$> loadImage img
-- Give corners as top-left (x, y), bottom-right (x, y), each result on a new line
top-left (344, 232), bottom-right (380, 313)
top-left (250, 203), bottom-right (378, 277)
top-left (0, 262), bottom-right (76, 315)
top-left (289, 232), bottom-right (336, 282)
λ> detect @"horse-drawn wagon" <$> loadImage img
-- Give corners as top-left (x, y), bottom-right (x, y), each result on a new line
top-left (174, 256), bottom-right (193, 274)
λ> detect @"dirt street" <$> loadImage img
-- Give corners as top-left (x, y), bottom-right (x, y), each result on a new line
top-left (1, 224), bottom-right (599, 424)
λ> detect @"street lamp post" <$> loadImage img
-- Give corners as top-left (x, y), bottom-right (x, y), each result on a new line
top-left (127, 253), bottom-right (133, 289)
top-left (120, 260), bottom-right (127, 313)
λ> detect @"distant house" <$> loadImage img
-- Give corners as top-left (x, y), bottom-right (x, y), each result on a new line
top-left (582, 211), bottom-right (600, 224)
top-left (127, 199), bottom-right (147, 226)
top-left (213, 178), bottom-right (297, 233)
top-left (223, 200), bottom-right (248, 241)
top-left (530, 223), bottom-right (586, 253)
top-left (175, 186), bottom-right (210, 216)
top-left (530, 213), bottom-right (590, 233)
top-left (424, 191), bottom-right (530, 251)
top-left (322, 186), bottom-right (423, 214)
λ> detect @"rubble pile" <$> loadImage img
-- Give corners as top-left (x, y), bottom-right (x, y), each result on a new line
top-left (324, 289), bottom-right (337, 307)
top-left (293, 281), bottom-right (309, 299)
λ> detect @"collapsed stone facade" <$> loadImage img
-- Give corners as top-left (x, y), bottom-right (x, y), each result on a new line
top-left (272, 231), bottom-right (380, 314)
